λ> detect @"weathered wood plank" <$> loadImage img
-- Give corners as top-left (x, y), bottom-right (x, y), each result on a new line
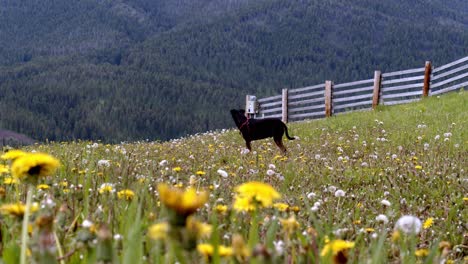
top-left (382, 90), bottom-right (421, 99)
top-left (260, 100), bottom-right (283, 108)
top-left (333, 86), bottom-right (374, 96)
top-left (381, 83), bottom-right (422, 93)
top-left (431, 71), bottom-right (468, 88)
top-left (288, 97), bottom-right (324, 106)
top-left (382, 67), bottom-right (425, 77)
top-left (289, 83), bottom-right (323, 94)
top-left (260, 107), bottom-right (282, 114)
top-left (288, 90), bottom-right (324, 100)
top-left (258, 95), bottom-right (283, 103)
top-left (384, 98), bottom-right (420, 105)
top-left (432, 56), bottom-right (468, 73)
top-left (381, 75), bottom-right (424, 85)
top-left (289, 104), bottom-right (325, 113)
top-left (432, 63), bottom-right (468, 80)
top-left (430, 80), bottom-right (468, 95)
top-left (334, 78), bottom-right (374, 88)
top-left (334, 93), bottom-right (372, 103)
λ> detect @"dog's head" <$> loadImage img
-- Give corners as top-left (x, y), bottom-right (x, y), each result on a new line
top-left (230, 109), bottom-right (247, 126)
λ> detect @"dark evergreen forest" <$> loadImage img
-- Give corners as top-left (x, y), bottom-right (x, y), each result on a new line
top-left (0, 0), bottom-right (467, 142)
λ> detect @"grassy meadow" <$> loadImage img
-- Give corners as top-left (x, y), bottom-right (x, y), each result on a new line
top-left (0, 91), bottom-right (467, 264)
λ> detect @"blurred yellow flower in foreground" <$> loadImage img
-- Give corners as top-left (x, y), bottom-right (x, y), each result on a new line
top-left (0, 164), bottom-right (9, 174)
top-left (11, 152), bottom-right (60, 179)
top-left (197, 243), bottom-right (233, 258)
top-left (186, 216), bottom-right (212, 239)
top-left (415, 248), bottom-right (429, 257)
top-left (321, 239), bottom-right (355, 258)
top-left (233, 181), bottom-right (281, 212)
top-left (3, 177), bottom-right (18, 185)
top-left (274, 202), bottom-right (289, 212)
top-left (148, 222), bottom-right (169, 240)
top-left (1, 150), bottom-right (27, 161)
top-left (0, 202), bottom-right (39, 218)
top-left (157, 183), bottom-right (208, 217)
top-left (117, 189), bottom-right (135, 200)
top-left (280, 215), bottom-right (300, 235)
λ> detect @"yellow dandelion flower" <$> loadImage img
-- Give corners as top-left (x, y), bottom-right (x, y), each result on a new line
top-left (415, 248), bottom-right (429, 257)
top-left (197, 243), bottom-right (233, 258)
top-left (0, 202), bottom-right (39, 218)
top-left (215, 204), bottom-right (228, 214)
top-left (232, 234), bottom-right (251, 260)
top-left (4, 177), bottom-right (18, 185)
top-left (392, 230), bottom-right (401, 242)
top-left (148, 222), bottom-right (169, 240)
top-left (233, 196), bottom-right (255, 212)
top-left (1, 150), bottom-right (27, 160)
top-left (196, 170), bottom-right (206, 176)
top-left (423, 217), bottom-right (434, 229)
top-left (365, 228), bottom-right (375, 233)
top-left (157, 183), bottom-right (208, 218)
top-left (11, 152), bottom-right (60, 179)
top-left (415, 165), bottom-right (422, 170)
top-left (98, 183), bottom-right (115, 194)
top-left (36, 184), bottom-right (50, 190)
top-left (234, 181), bottom-right (281, 210)
top-left (273, 202), bottom-right (289, 212)
top-left (290, 206), bottom-right (300, 212)
top-left (172, 167), bottom-right (182, 172)
top-left (186, 217), bottom-right (212, 239)
top-left (280, 215), bottom-right (300, 235)
top-left (320, 239), bottom-right (355, 257)
top-left (0, 164), bottom-right (9, 174)
top-left (117, 189), bottom-right (135, 201)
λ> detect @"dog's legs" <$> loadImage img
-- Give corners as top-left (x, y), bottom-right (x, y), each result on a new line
top-left (245, 141), bottom-right (252, 151)
top-left (274, 139), bottom-right (287, 154)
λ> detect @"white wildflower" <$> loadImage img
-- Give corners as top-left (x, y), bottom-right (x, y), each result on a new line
top-left (381, 199), bottom-right (391, 206)
top-left (335, 190), bottom-right (346, 197)
top-left (376, 214), bottom-right (389, 224)
top-left (217, 169), bottom-right (228, 178)
top-left (394, 215), bottom-right (422, 234)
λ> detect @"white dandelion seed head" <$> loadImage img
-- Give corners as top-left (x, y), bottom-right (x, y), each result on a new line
top-left (381, 199), bottom-right (391, 207)
top-left (335, 189), bottom-right (346, 197)
top-left (376, 214), bottom-right (389, 224)
top-left (217, 169), bottom-right (228, 178)
top-left (273, 240), bottom-right (285, 256)
top-left (97, 159), bottom-right (111, 168)
top-left (328, 186), bottom-right (337, 193)
top-left (434, 135), bottom-right (440, 140)
top-left (82, 219), bottom-right (93, 228)
top-left (266, 169), bottom-right (276, 176)
top-left (307, 192), bottom-right (316, 199)
top-left (268, 164), bottom-right (276, 169)
top-left (394, 215), bottom-right (422, 234)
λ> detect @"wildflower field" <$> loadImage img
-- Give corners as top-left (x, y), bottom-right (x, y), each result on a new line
top-left (0, 91), bottom-right (466, 264)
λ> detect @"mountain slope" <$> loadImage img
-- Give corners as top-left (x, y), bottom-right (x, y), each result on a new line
top-left (0, 0), bottom-right (467, 142)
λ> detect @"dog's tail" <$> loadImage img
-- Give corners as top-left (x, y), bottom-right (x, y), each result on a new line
top-left (283, 123), bottom-right (296, 140)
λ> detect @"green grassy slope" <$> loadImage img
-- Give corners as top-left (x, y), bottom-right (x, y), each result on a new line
top-left (2, 90), bottom-right (463, 262)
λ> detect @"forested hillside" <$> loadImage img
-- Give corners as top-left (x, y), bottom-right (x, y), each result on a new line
top-left (0, 0), bottom-right (467, 142)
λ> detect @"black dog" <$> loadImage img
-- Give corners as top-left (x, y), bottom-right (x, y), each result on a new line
top-left (230, 109), bottom-right (295, 153)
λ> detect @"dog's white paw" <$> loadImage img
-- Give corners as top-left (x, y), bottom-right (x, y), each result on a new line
top-left (240, 148), bottom-right (250, 155)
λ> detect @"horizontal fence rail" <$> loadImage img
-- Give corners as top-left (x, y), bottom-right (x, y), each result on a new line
top-left (247, 55), bottom-right (468, 123)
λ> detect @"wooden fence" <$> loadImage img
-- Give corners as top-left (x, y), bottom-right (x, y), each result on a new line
top-left (248, 55), bottom-right (468, 122)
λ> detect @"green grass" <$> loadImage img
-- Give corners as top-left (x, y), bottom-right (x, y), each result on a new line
top-left (0, 90), bottom-right (467, 263)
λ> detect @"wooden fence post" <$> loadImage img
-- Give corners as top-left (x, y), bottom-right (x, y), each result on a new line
top-left (245, 95), bottom-right (250, 118)
top-left (423, 61), bottom-right (432, 97)
top-left (325, 81), bottom-right (333, 117)
top-left (282, 88), bottom-right (288, 123)
top-left (372, 70), bottom-right (382, 109)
